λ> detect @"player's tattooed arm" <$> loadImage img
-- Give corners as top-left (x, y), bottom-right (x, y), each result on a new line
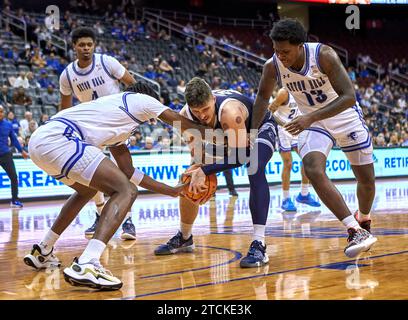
top-left (309, 45), bottom-right (356, 121)
top-left (251, 60), bottom-right (277, 130)
top-left (220, 100), bottom-right (248, 149)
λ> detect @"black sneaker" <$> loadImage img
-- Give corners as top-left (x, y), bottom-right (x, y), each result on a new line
top-left (240, 240), bottom-right (269, 268)
top-left (229, 189), bottom-right (239, 197)
top-left (154, 231), bottom-right (194, 255)
top-left (85, 212), bottom-right (100, 237)
top-left (121, 217), bottom-right (136, 240)
top-left (344, 228), bottom-right (377, 258)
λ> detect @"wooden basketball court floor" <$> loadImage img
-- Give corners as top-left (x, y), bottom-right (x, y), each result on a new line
top-left (0, 178), bottom-right (407, 300)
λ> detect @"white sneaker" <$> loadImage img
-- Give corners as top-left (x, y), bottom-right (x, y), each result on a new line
top-left (344, 228), bottom-right (378, 258)
top-left (63, 258), bottom-right (122, 290)
top-left (23, 244), bottom-right (61, 269)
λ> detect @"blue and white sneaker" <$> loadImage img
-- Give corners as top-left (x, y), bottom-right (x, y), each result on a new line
top-left (154, 231), bottom-right (194, 255)
top-left (281, 198), bottom-right (297, 211)
top-left (121, 217), bottom-right (136, 240)
top-left (296, 193), bottom-right (321, 207)
top-left (10, 200), bottom-right (23, 208)
top-left (85, 212), bottom-right (99, 237)
top-left (240, 240), bottom-right (269, 268)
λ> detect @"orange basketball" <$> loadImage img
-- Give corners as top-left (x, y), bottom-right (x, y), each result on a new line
top-left (181, 167), bottom-right (217, 203)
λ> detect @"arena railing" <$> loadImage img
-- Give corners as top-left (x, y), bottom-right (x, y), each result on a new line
top-left (142, 7), bottom-right (272, 28)
top-left (328, 42), bottom-right (349, 66)
top-left (389, 72), bottom-right (408, 87)
top-left (143, 11), bottom-right (267, 68)
top-left (356, 56), bottom-right (383, 80)
top-left (0, 11), bottom-right (27, 43)
top-left (128, 70), bottom-right (161, 97)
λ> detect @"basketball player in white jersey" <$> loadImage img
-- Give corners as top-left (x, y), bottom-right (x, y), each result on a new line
top-left (23, 84), bottom-right (214, 290)
top-left (59, 27), bottom-right (138, 240)
top-left (270, 88), bottom-right (320, 212)
top-left (251, 19), bottom-right (376, 258)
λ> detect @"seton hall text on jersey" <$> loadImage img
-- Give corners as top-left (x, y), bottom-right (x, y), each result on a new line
top-left (75, 76), bottom-right (106, 92)
top-left (286, 77), bottom-right (326, 93)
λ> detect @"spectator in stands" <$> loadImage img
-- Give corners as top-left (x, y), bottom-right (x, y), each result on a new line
top-left (204, 32), bottom-right (216, 46)
top-left (19, 111), bottom-right (34, 133)
top-left (31, 47), bottom-right (46, 68)
top-left (168, 53), bottom-right (181, 73)
top-left (38, 113), bottom-right (49, 126)
top-left (0, 105), bottom-right (28, 208)
top-left (169, 97), bottom-right (183, 112)
top-left (10, 45), bottom-right (20, 65)
top-left (387, 133), bottom-right (400, 147)
top-left (19, 43), bottom-right (32, 67)
top-left (22, 119), bottom-right (38, 139)
top-left (195, 40), bottom-right (205, 54)
top-left (41, 84), bottom-right (59, 108)
top-left (43, 41), bottom-right (58, 56)
top-left (348, 67), bottom-right (356, 82)
top-left (13, 71), bottom-right (30, 89)
top-left (177, 80), bottom-right (186, 95)
top-left (144, 64), bottom-right (157, 80)
top-left (46, 52), bottom-right (61, 72)
top-left (157, 29), bottom-right (171, 41)
top-left (143, 136), bottom-right (157, 150)
top-left (38, 70), bottom-right (53, 88)
top-left (26, 71), bottom-right (41, 89)
top-left (127, 135), bottom-right (141, 152)
top-left (155, 55), bottom-right (174, 75)
top-left (374, 133), bottom-right (386, 147)
top-left (93, 21), bottom-right (105, 35)
top-left (128, 56), bottom-right (142, 73)
top-left (0, 85), bottom-right (13, 109)
top-left (196, 62), bottom-right (208, 77)
top-left (236, 75), bottom-right (249, 91)
top-left (6, 111), bottom-right (21, 137)
top-left (183, 23), bottom-right (195, 37)
top-left (401, 131), bottom-right (408, 147)
top-left (157, 137), bottom-right (171, 151)
top-left (12, 87), bottom-right (32, 107)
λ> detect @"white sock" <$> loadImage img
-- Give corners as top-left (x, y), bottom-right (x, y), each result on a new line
top-left (283, 190), bottom-right (290, 199)
top-left (301, 183), bottom-right (309, 196)
top-left (124, 211), bottom-right (132, 221)
top-left (180, 222), bottom-right (193, 240)
top-left (341, 215), bottom-right (361, 230)
top-left (358, 210), bottom-right (371, 222)
top-left (39, 229), bottom-right (60, 255)
top-left (252, 224), bottom-right (266, 245)
top-left (78, 239), bottom-right (106, 264)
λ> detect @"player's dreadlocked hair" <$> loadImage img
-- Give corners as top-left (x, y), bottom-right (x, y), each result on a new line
top-left (269, 18), bottom-right (307, 45)
top-left (125, 82), bottom-right (160, 100)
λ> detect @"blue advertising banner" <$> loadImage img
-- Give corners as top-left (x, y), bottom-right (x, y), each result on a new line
top-left (0, 148), bottom-right (407, 200)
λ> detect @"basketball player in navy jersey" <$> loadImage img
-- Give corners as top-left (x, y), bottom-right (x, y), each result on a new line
top-left (154, 77), bottom-right (278, 268)
top-left (59, 27), bottom-right (138, 240)
top-left (251, 19), bottom-right (376, 258)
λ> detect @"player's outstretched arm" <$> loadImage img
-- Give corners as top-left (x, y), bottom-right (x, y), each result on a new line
top-left (109, 144), bottom-right (185, 197)
top-left (251, 61), bottom-right (277, 130)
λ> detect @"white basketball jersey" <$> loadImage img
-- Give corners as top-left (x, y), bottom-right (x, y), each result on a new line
top-left (51, 92), bottom-right (168, 148)
top-left (274, 93), bottom-right (300, 125)
top-left (59, 53), bottom-right (125, 103)
top-left (271, 43), bottom-right (356, 119)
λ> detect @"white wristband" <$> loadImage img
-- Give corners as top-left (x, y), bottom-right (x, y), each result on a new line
top-left (130, 167), bottom-right (144, 186)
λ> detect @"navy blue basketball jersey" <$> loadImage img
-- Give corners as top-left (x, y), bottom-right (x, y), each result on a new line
top-left (186, 89), bottom-right (274, 132)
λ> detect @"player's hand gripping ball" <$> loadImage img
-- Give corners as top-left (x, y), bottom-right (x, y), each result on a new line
top-left (180, 165), bottom-right (217, 204)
